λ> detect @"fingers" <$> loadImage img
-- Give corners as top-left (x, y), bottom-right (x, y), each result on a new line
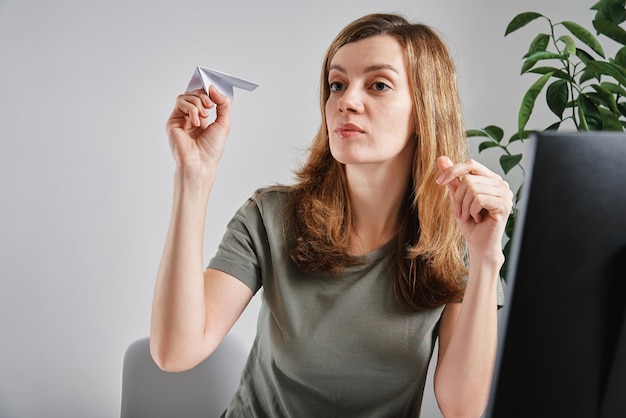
top-left (436, 157), bottom-right (512, 224)
top-left (170, 89), bottom-right (209, 127)
top-left (453, 176), bottom-right (512, 223)
top-left (169, 86), bottom-right (231, 130)
top-left (436, 158), bottom-right (502, 186)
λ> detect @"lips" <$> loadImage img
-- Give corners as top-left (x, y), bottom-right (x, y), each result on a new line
top-left (335, 123), bottom-right (365, 138)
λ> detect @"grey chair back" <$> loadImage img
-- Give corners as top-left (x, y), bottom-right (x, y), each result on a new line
top-left (120, 334), bottom-right (248, 418)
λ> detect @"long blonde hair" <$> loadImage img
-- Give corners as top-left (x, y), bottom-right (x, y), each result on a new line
top-left (285, 13), bottom-right (468, 309)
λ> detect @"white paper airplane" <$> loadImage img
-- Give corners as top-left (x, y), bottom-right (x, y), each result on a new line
top-left (185, 66), bottom-right (259, 99)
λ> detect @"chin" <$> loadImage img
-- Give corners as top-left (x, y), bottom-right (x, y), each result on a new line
top-left (330, 150), bottom-right (359, 165)
top-left (330, 142), bottom-right (362, 165)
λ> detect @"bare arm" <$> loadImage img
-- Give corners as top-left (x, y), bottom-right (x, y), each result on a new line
top-left (433, 157), bottom-right (512, 418)
top-left (150, 87), bottom-right (254, 372)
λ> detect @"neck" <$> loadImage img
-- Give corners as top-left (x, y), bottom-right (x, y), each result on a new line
top-left (345, 163), bottom-right (411, 255)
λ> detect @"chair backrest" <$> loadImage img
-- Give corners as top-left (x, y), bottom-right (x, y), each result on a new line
top-left (120, 333), bottom-right (249, 418)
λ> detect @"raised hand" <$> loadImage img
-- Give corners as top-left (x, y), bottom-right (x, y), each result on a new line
top-left (436, 156), bottom-right (513, 258)
top-left (165, 85), bottom-right (232, 170)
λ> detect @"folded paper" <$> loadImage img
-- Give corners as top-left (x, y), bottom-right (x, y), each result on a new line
top-left (186, 66), bottom-right (259, 99)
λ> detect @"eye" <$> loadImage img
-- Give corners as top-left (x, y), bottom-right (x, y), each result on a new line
top-left (372, 81), bottom-right (390, 91)
top-left (329, 81), bottom-right (345, 92)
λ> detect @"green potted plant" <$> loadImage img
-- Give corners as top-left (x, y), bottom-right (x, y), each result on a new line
top-left (468, 0), bottom-right (626, 278)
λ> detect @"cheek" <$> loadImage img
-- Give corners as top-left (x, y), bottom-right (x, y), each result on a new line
top-left (324, 102), bottom-right (331, 126)
top-left (383, 107), bottom-right (411, 133)
top-left (394, 102), bottom-right (415, 134)
top-left (325, 99), bottom-right (335, 119)
top-left (405, 112), bottom-right (416, 135)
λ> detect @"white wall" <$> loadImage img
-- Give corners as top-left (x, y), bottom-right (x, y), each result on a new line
top-left (0, 0), bottom-right (591, 416)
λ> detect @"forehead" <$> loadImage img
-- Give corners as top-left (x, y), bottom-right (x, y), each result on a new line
top-left (329, 34), bottom-right (406, 71)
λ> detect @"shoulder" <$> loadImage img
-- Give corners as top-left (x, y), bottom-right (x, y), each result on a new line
top-left (251, 184), bottom-right (292, 201)
top-left (230, 185), bottom-right (293, 232)
top-left (248, 185), bottom-right (292, 213)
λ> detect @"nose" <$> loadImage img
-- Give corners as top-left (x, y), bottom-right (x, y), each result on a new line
top-left (337, 86), bottom-right (364, 113)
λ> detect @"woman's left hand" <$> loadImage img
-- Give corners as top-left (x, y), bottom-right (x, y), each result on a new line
top-left (436, 156), bottom-right (513, 258)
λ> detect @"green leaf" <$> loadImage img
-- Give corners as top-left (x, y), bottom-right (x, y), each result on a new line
top-left (505, 208), bottom-right (517, 237)
top-left (590, 0), bottom-right (605, 12)
top-left (525, 33), bottom-right (550, 56)
top-left (562, 21), bottom-right (605, 58)
top-left (557, 35), bottom-right (577, 56)
top-left (590, 83), bottom-right (619, 113)
top-left (593, 18), bottom-right (626, 46)
top-left (601, 81), bottom-right (626, 96)
top-left (518, 72), bottom-right (554, 134)
top-left (593, 0), bottom-right (626, 23)
top-left (500, 154), bottom-right (523, 174)
top-left (585, 91), bottom-right (604, 105)
top-left (478, 141), bottom-right (500, 153)
top-left (610, 61), bottom-right (626, 79)
top-left (591, 1), bottom-right (617, 20)
top-left (505, 12), bottom-right (544, 36)
top-left (521, 51), bottom-right (567, 74)
top-left (585, 92), bottom-right (616, 115)
top-left (545, 121), bottom-right (562, 130)
top-left (579, 68), bottom-right (599, 84)
top-left (521, 60), bottom-right (536, 75)
top-left (599, 107), bottom-right (624, 130)
top-left (586, 60), bottom-right (626, 85)
top-left (579, 94), bottom-right (603, 130)
top-left (528, 66), bottom-right (573, 81)
top-left (509, 131), bottom-right (534, 142)
top-left (609, 3), bottom-right (626, 24)
top-left (546, 79), bottom-right (569, 118)
top-left (501, 238), bottom-right (511, 281)
top-left (524, 51), bottom-right (567, 62)
top-left (576, 48), bottom-right (595, 64)
top-left (618, 102), bottom-right (626, 116)
top-left (483, 125), bottom-right (504, 142)
top-left (578, 104), bottom-right (589, 130)
top-left (615, 47), bottom-right (626, 68)
top-left (466, 129), bottom-right (489, 138)
top-left (514, 186), bottom-right (524, 206)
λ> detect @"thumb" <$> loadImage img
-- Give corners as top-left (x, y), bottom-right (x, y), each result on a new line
top-left (208, 85), bottom-right (232, 134)
top-left (436, 155), bottom-right (454, 173)
top-left (436, 155), bottom-right (460, 194)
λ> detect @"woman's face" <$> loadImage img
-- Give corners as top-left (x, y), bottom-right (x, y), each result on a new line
top-left (325, 34), bottom-right (415, 169)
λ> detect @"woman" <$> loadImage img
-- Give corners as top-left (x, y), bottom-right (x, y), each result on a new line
top-left (150, 13), bottom-right (512, 418)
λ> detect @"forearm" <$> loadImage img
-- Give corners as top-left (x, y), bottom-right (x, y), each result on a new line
top-left (150, 165), bottom-right (216, 370)
top-left (434, 252), bottom-right (502, 417)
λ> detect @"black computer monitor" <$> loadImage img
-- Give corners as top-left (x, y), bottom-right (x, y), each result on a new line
top-left (485, 131), bottom-right (626, 418)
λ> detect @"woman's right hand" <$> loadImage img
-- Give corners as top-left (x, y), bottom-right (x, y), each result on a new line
top-left (151, 85), bottom-right (238, 371)
top-left (165, 85), bottom-right (231, 170)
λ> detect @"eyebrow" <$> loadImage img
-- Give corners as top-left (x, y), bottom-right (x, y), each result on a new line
top-left (329, 64), bottom-right (400, 74)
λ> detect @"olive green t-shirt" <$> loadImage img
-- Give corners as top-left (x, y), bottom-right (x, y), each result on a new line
top-left (209, 187), bottom-right (502, 417)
